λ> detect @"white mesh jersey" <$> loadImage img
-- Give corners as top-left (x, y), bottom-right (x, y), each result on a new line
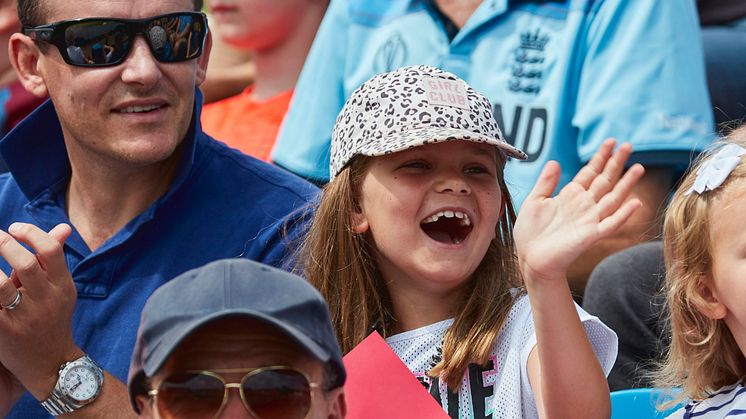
top-left (385, 293), bottom-right (617, 419)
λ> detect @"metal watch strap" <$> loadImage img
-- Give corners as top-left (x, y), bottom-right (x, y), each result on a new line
top-left (40, 386), bottom-right (75, 416)
top-left (40, 355), bottom-right (102, 416)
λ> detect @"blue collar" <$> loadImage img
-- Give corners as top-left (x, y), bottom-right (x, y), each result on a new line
top-left (0, 88), bottom-right (205, 204)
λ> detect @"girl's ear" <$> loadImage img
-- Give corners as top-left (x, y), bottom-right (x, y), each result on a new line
top-left (351, 209), bottom-right (369, 234)
top-left (693, 274), bottom-right (727, 320)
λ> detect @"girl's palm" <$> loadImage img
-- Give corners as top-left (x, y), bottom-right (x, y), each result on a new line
top-left (514, 140), bottom-right (644, 281)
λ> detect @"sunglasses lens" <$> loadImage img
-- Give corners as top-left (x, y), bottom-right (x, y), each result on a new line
top-left (157, 373), bottom-right (225, 419)
top-left (63, 21), bottom-right (130, 66)
top-left (243, 369), bottom-right (312, 419)
top-left (57, 13), bottom-right (205, 67)
top-left (146, 14), bottom-right (206, 63)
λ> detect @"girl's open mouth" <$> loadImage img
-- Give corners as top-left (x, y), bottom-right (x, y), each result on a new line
top-left (420, 210), bottom-right (473, 244)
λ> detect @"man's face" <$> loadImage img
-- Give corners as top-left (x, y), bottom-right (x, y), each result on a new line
top-left (32, 0), bottom-right (210, 169)
top-left (137, 318), bottom-right (345, 418)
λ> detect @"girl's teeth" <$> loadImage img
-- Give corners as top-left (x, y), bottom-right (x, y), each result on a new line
top-left (422, 210), bottom-right (471, 225)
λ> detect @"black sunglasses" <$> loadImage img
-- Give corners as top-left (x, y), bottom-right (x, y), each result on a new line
top-left (148, 366), bottom-right (321, 419)
top-left (23, 12), bottom-right (208, 67)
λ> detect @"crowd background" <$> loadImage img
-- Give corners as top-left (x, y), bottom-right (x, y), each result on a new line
top-left (0, 0), bottom-right (744, 417)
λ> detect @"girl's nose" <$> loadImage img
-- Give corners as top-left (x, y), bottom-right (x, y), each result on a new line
top-left (435, 174), bottom-right (471, 194)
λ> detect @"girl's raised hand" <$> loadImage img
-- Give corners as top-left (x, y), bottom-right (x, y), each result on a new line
top-left (513, 139), bottom-right (645, 283)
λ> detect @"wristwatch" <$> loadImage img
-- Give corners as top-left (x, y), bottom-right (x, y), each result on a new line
top-left (40, 355), bottom-right (104, 416)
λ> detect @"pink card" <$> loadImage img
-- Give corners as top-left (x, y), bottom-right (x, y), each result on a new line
top-left (342, 332), bottom-right (450, 418)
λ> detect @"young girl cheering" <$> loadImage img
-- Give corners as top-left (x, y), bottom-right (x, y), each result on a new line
top-left (302, 65), bottom-right (644, 418)
top-left (656, 126), bottom-right (746, 417)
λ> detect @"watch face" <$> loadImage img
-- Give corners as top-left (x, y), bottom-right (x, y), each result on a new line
top-left (61, 365), bottom-right (101, 403)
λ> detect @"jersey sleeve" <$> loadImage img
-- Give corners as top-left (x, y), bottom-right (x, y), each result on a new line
top-left (573, 0), bottom-right (715, 167)
top-left (271, 0), bottom-right (350, 181)
top-left (518, 302), bottom-right (619, 413)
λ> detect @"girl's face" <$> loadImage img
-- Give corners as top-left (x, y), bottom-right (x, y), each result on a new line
top-left (706, 177), bottom-right (746, 353)
top-left (354, 141), bottom-right (504, 296)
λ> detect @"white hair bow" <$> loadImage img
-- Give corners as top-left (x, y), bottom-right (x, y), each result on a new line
top-left (685, 143), bottom-right (746, 195)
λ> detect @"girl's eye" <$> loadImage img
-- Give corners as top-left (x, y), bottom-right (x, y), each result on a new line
top-left (401, 161), bottom-right (430, 169)
top-left (464, 165), bottom-right (491, 174)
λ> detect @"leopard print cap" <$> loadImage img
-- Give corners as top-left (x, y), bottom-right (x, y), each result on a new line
top-left (330, 65), bottom-right (527, 179)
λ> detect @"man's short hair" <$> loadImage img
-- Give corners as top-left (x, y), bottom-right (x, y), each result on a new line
top-left (17, 0), bottom-right (204, 26)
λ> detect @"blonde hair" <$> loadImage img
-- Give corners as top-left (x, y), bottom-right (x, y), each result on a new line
top-left (299, 151), bottom-right (523, 389)
top-left (656, 125), bottom-right (746, 401)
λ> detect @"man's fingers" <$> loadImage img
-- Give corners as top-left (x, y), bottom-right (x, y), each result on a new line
top-left (0, 230), bottom-right (45, 292)
top-left (527, 161), bottom-right (561, 201)
top-left (572, 139), bottom-right (615, 189)
top-left (7, 223), bottom-right (68, 285)
top-left (0, 274), bottom-right (19, 312)
top-left (47, 224), bottom-right (72, 245)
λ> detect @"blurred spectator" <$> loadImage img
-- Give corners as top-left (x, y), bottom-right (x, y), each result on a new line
top-left (0, 0), bottom-right (46, 172)
top-left (200, 13), bottom-right (254, 104)
top-left (273, 0), bottom-right (715, 294)
top-left (583, 241), bottom-right (668, 390)
top-left (699, 0), bottom-right (746, 129)
top-left (201, 0), bottom-right (328, 161)
top-left (129, 259), bottom-right (347, 419)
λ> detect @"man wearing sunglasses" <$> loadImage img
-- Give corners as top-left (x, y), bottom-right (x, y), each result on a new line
top-left (129, 258), bottom-right (347, 419)
top-left (0, 0), bottom-right (318, 418)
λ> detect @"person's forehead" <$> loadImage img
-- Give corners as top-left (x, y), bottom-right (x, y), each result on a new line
top-left (167, 319), bottom-right (319, 369)
top-left (41, 0), bottom-right (196, 22)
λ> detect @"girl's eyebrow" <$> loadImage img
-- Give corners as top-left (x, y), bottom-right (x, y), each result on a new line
top-left (467, 147), bottom-right (499, 161)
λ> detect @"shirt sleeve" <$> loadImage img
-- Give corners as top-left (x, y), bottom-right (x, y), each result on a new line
top-left (519, 302), bottom-right (619, 412)
top-left (250, 194), bottom-right (317, 272)
top-left (271, 0), bottom-right (350, 181)
top-left (573, 0), bottom-right (715, 167)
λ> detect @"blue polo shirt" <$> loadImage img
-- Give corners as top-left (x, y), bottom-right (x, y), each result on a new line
top-left (273, 0), bottom-right (714, 207)
top-left (1, 91), bottom-right (318, 418)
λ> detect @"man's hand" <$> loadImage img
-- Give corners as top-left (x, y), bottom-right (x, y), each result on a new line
top-left (0, 223), bottom-right (82, 401)
top-left (0, 362), bottom-right (25, 416)
top-left (514, 140), bottom-right (645, 284)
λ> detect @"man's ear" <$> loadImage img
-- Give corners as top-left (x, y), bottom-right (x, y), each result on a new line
top-left (326, 387), bottom-right (347, 419)
top-left (195, 31), bottom-right (212, 86)
top-left (9, 33), bottom-right (48, 97)
top-left (692, 275), bottom-right (727, 320)
top-left (135, 395), bottom-right (154, 418)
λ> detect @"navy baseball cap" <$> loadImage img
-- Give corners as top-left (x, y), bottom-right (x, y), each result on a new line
top-left (127, 258), bottom-right (346, 411)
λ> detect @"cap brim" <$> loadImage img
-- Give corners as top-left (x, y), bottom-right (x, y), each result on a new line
top-left (359, 126), bottom-right (528, 161)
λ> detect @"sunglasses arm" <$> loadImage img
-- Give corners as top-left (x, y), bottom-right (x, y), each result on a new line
top-left (22, 27), bottom-right (54, 42)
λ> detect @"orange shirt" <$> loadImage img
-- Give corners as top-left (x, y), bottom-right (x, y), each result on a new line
top-left (201, 86), bottom-right (293, 161)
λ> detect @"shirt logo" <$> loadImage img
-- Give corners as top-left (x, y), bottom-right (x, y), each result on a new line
top-left (374, 33), bottom-right (408, 73)
top-left (508, 29), bottom-right (549, 95)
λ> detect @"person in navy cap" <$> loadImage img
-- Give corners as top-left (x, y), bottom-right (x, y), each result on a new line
top-left (128, 258), bottom-right (347, 419)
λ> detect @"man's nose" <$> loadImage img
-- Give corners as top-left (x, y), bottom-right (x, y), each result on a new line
top-left (119, 37), bottom-right (162, 88)
top-left (218, 387), bottom-right (256, 418)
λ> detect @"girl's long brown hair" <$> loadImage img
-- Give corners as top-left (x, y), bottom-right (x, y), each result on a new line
top-left (299, 152), bottom-right (523, 389)
top-left (655, 125), bottom-right (746, 402)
